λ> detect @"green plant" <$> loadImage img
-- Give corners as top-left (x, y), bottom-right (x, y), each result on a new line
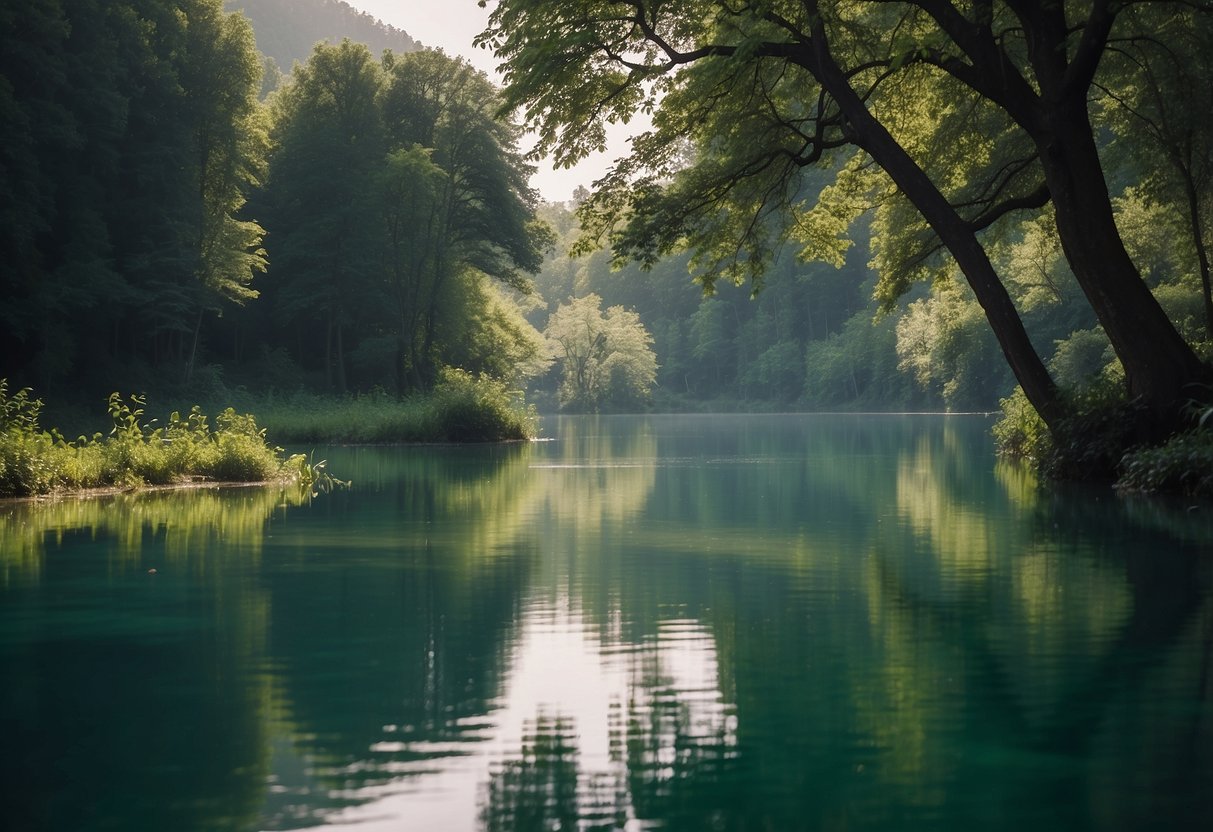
top-left (291, 452), bottom-right (349, 496)
top-left (1118, 431), bottom-right (1213, 496)
top-left (429, 368), bottom-right (537, 442)
top-left (0, 381), bottom-right (323, 498)
top-left (1044, 381), bottom-right (1149, 481)
top-left (247, 372), bottom-right (538, 444)
top-left (992, 387), bottom-right (1051, 461)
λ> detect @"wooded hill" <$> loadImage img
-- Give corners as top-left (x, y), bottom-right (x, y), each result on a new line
top-left (224, 0), bottom-right (417, 73)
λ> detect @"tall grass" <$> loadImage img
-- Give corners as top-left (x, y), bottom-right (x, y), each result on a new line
top-left (249, 369), bottom-right (538, 444)
top-left (0, 380), bottom-right (318, 499)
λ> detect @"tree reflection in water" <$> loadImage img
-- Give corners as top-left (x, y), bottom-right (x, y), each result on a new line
top-left (2, 416), bottom-right (1211, 832)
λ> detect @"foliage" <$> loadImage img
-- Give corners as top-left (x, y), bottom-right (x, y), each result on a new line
top-left (0, 0), bottom-right (270, 391)
top-left (248, 375), bottom-right (536, 445)
top-left (1098, 6), bottom-right (1213, 340)
top-left (804, 312), bottom-right (922, 410)
top-left (0, 2), bottom-right (548, 440)
top-left (478, 0), bottom-right (1213, 435)
top-left (543, 294), bottom-right (658, 412)
top-left (992, 388), bottom-right (1051, 463)
top-left (1048, 329), bottom-right (1115, 391)
top-left (895, 278), bottom-right (1011, 411)
top-left (427, 368), bottom-right (536, 442)
top-left (0, 380), bottom-right (311, 499)
top-left (1118, 430), bottom-right (1213, 496)
top-left (995, 378), bottom-right (1149, 483)
top-left (530, 201), bottom-right (914, 411)
top-left (258, 42), bottom-right (547, 395)
top-left (997, 370), bottom-right (1213, 495)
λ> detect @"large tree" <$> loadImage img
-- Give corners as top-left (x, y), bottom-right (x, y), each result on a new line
top-left (261, 43), bottom-right (549, 395)
top-left (378, 49), bottom-right (547, 392)
top-left (479, 0), bottom-right (1213, 436)
top-left (263, 39), bottom-right (385, 392)
top-left (1098, 5), bottom-right (1213, 339)
top-left (544, 293), bottom-right (657, 411)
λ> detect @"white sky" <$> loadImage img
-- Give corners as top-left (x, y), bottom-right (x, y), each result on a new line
top-left (344, 0), bottom-right (633, 203)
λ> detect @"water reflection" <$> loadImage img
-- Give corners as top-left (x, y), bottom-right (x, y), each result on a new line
top-left (1, 415), bottom-right (1211, 831)
top-left (0, 484), bottom-right (310, 584)
top-left (0, 486), bottom-right (298, 832)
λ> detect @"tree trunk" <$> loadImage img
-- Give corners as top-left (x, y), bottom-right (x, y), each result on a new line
top-left (1039, 104), bottom-right (1213, 433)
top-left (185, 308), bottom-right (204, 385)
top-left (1181, 175), bottom-right (1213, 341)
top-left (806, 37), bottom-right (1066, 430)
top-left (335, 322), bottom-right (347, 393)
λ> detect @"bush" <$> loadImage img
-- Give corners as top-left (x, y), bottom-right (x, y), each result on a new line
top-left (1118, 430), bottom-right (1213, 496)
top-left (428, 368), bottom-right (535, 442)
top-left (0, 381), bottom-right (308, 498)
top-left (992, 387), bottom-right (1051, 461)
top-left (994, 376), bottom-right (1136, 479)
top-left (250, 370), bottom-right (537, 444)
top-left (994, 374), bottom-right (1212, 492)
top-left (1042, 381), bottom-right (1148, 482)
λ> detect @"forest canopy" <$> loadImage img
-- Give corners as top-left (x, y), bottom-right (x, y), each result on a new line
top-left (0, 0), bottom-right (552, 409)
top-left (479, 0), bottom-right (1213, 435)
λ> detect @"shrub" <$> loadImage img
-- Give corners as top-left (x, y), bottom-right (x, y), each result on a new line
top-left (995, 373), bottom-right (1213, 492)
top-left (992, 387), bottom-right (1050, 461)
top-left (428, 368), bottom-right (535, 442)
top-left (206, 409), bottom-right (283, 482)
top-left (0, 381), bottom-right (58, 497)
top-left (0, 381), bottom-right (310, 498)
top-left (1042, 381), bottom-right (1146, 482)
top-left (1118, 431), bottom-right (1213, 496)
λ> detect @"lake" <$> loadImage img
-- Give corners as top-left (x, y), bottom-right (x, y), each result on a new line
top-left (2, 414), bottom-right (1211, 831)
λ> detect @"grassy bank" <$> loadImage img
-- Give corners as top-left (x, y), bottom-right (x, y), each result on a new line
top-left (241, 370), bottom-right (537, 445)
top-left (1, 370), bottom-right (535, 498)
top-left (0, 381), bottom-right (320, 499)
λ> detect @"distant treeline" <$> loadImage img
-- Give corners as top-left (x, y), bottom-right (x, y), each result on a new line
top-left (534, 196), bottom-right (1102, 413)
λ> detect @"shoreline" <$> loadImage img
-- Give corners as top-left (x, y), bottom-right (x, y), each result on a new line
top-left (0, 477), bottom-right (299, 506)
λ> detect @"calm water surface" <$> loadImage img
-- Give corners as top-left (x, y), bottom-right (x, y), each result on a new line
top-left (2, 414), bottom-right (1212, 831)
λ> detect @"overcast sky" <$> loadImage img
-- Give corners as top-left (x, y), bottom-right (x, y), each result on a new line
top-left (343, 0), bottom-right (632, 203)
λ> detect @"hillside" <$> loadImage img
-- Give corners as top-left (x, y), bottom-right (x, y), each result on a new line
top-left (225, 0), bottom-right (418, 71)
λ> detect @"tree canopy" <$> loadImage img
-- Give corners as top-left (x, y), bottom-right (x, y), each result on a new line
top-left (0, 0), bottom-right (268, 390)
top-left (0, 2), bottom-right (551, 407)
top-left (257, 41), bottom-right (549, 395)
top-left (544, 293), bottom-right (658, 411)
top-left (478, 0), bottom-right (1213, 436)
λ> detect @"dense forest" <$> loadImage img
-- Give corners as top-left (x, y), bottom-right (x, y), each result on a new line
top-left (530, 181), bottom-right (1203, 415)
top-left (0, 0), bottom-right (549, 414)
top-left (4, 0), bottom-right (1213, 467)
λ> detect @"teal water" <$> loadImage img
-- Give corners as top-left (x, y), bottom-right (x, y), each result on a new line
top-left (2, 414), bottom-right (1211, 831)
